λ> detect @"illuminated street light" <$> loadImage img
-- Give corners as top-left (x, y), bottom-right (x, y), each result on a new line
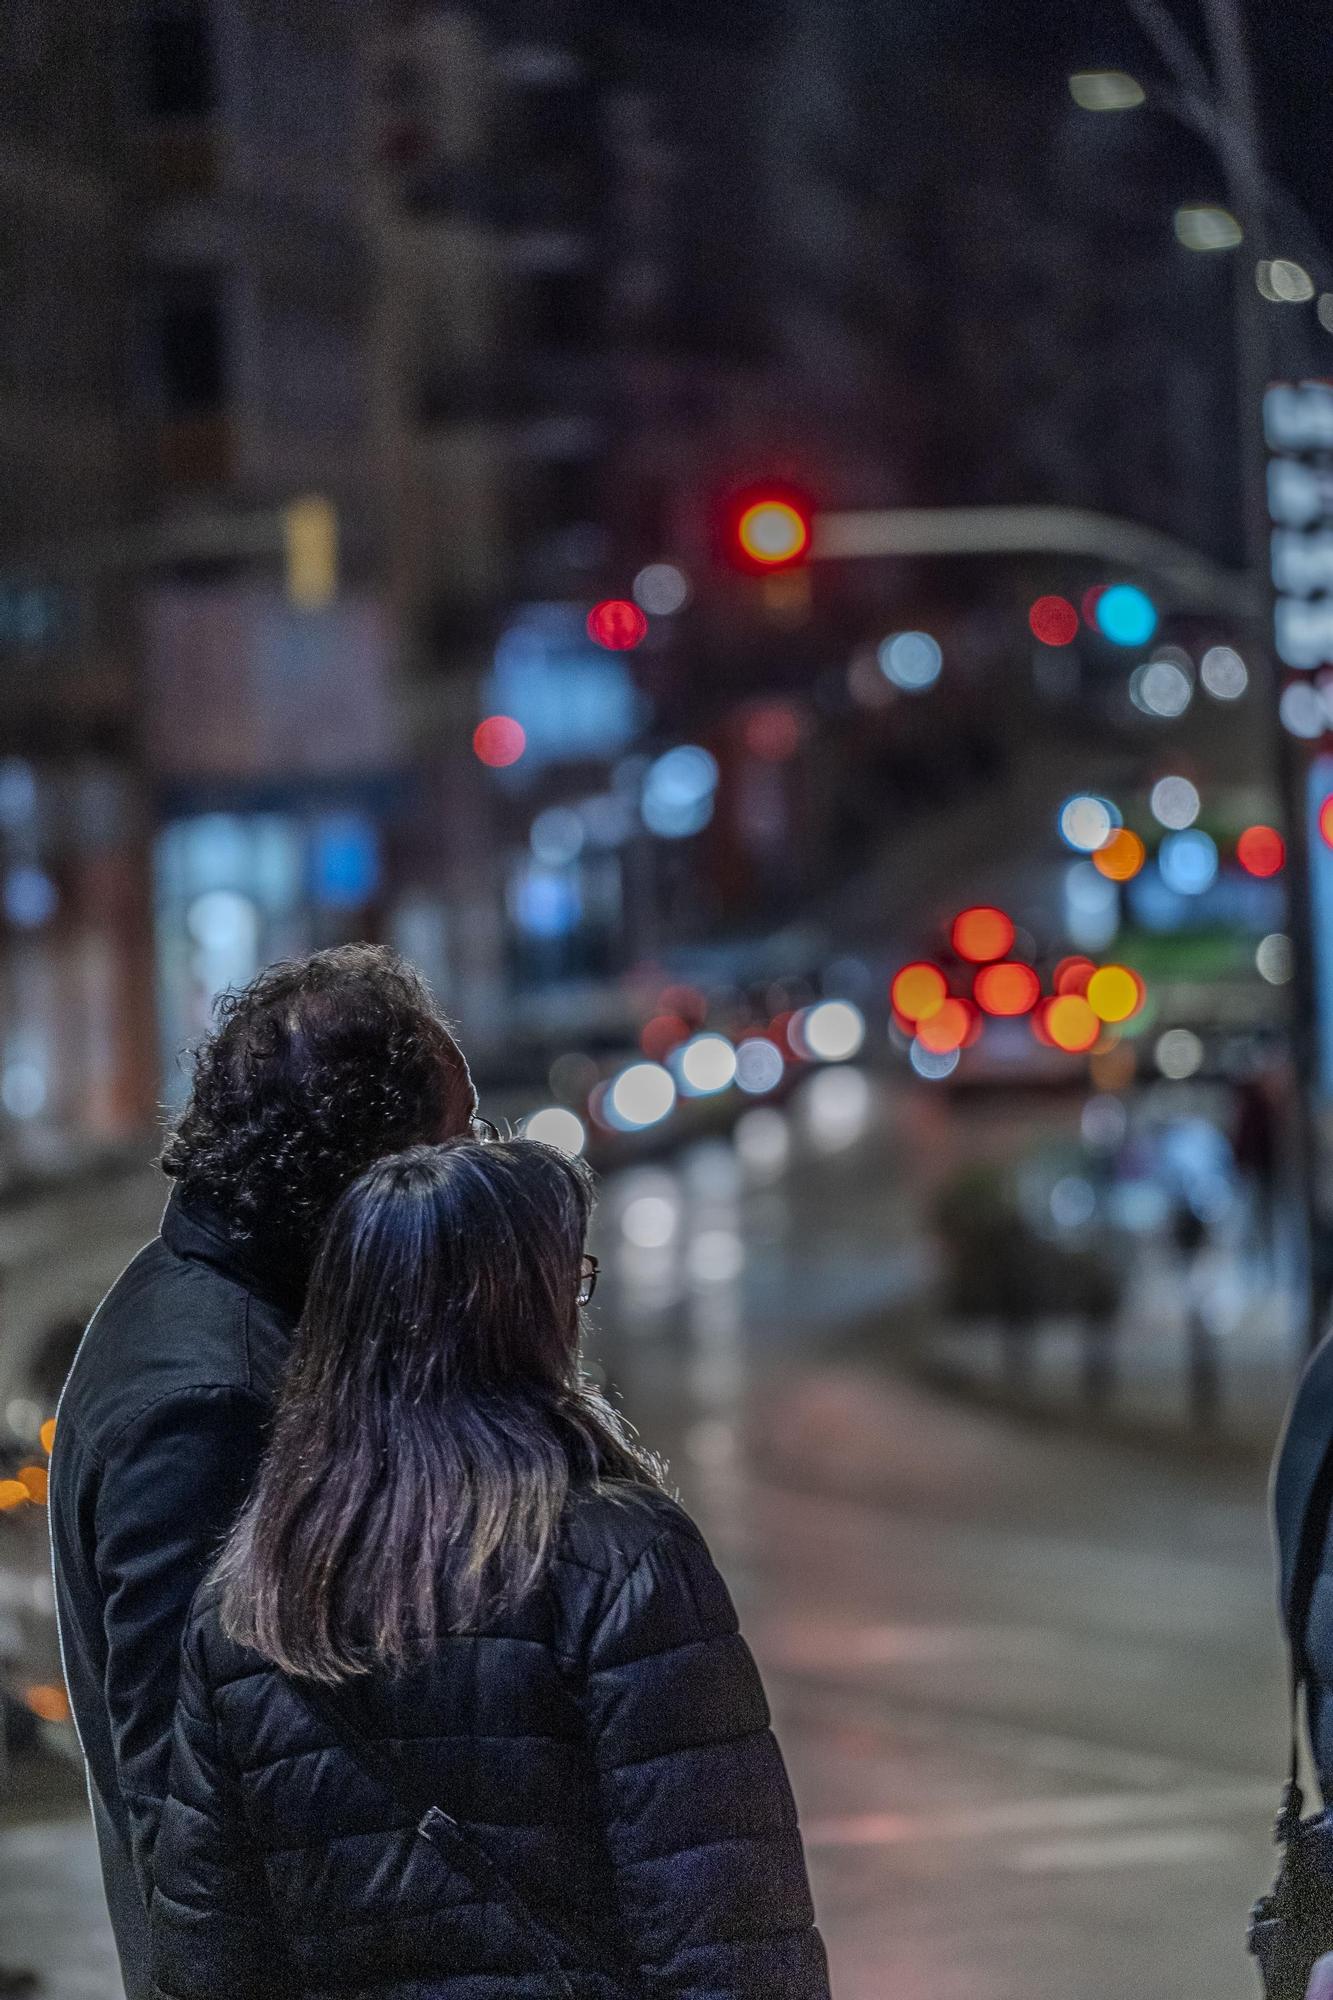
top-left (1068, 70), bottom-right (1145, 111)
top-left (1173, 205), bottom-right (1242, 252)
top-left (1257, 258), bottom-right (1315, 303)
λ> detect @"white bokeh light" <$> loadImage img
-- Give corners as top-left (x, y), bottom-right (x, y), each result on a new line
top-left (622, 1195), bottom-right (678, 1249)
top-left (633, 563), bottom-right (691, 616)
top-left (1059, 795), bottom-right (1118, 852)
top-left (521, 1106), bottom-right (587, 1155)
top-left (735, 1038), bottom-right (784, 1094)
top-left (802, 1000), bottom-right (865, 1062)
top-left (1149, 775), bottom-right (1200, 830)
top-left (1200, 646), bottom-right (1248, 700)
top-left (609, 1062), bottom-right (677, 1129)
top-left (677, 1033), bottom-right (738, 1096)
top-left (1155, 1028), bottom-right (1204, 1080)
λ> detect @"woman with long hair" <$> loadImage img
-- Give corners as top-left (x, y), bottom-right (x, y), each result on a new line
top-left (148, 1139), bottom-right (830, 1999)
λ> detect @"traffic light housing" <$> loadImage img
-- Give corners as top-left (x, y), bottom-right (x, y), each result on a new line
top-left (724, 486), bottom-right (813, 573)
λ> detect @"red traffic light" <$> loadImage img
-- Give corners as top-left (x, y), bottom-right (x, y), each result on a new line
top-left (726, 487), bottom-right (813, 572)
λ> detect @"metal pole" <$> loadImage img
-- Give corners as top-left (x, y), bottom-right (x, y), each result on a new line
top-left (1199, 0), bottom-right (1329, 1346)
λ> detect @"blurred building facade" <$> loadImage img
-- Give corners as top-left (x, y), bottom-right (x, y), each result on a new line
top-left (0, 0), bottom-right (1256, 1177)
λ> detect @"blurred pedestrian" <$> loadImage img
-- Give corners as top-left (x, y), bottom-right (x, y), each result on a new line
top-left (47, 946), bottom-right (478, 2000)
top-left (149, 1140), bottom-right (829, 2000)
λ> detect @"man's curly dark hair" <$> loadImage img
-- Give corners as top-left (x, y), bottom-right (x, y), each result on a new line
top-left (161, 944), bottom-right (477, 1278)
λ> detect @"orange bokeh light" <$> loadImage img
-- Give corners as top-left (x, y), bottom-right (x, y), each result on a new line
top-left (1046, 994), bottom-right (1101, 1053)
top-left (40, 1417), bottom-right (56, 1455)
top-left (1236, 824), bottom-right (1285, 878)
top-left (1093, 828), bottom-right (1147, 882)
top-left (24, 1683), bottom-right (71, 1724)
top-left (18, 1465), bottom-right (47, 1504)
top-left (891, 962), bottom-right (948, 1023)
top-left (916, 998), bottom-right (971, 1054)
top-left (1086, 964), bottom-right (1144, 1024)
top-left (974, 961), bottom-right (1040, 1016)
top-left (1054, 955), bottom-right (1095, 997)
top-left (0, 1479), bottom-right (28, 1512)
top-left (951, 906), bottom-right (1015, 964)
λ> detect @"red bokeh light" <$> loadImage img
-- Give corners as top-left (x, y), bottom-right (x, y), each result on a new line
top-left (1321, 796), bottom-right (1333, 849)
top-left (473, 715), bottom-right (527, 767)
top-left (974, 961), bottom-right (1041, 1016)
top-left (1081, 585), bottom-right (1108, 626)
top-left (1054, 955), bottom-right (1096, 997)
top-left (891, 962), bottom-right (948, 1023)
top-left (1029, 595), bottom-right (1079, 647)
top-left (917, 998), bottom-right (971, 1054)
top-left (641, 1013), bottom-right (690, 1062)
top-left (587, 599), bottom-right (649, 651)
top-left (1236, 824), bottom-right (1285, 878)
top-left (951, 906), bottom-right (1015, 964)
top-left (660, 984), bottom-right (707, 1026)
top-left (743, 701), bottom-right (804, 761)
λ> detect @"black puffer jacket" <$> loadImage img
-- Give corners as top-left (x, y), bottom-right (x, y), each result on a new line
top-left (150, 1487), bottom-right (830, 2000)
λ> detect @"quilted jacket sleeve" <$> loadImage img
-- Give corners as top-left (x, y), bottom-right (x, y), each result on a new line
top-left (582, 1518), bottom-right (830, 1998)
top-left (94, 1384), bottom-right (268, 1898)
top-left (148, 1610), bottom-right (297, 2000)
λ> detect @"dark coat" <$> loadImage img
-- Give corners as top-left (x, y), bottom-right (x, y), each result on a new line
top-left (48, 1193), bottom-right (297, 2000)
top-left (1274, 1329), bottom-right (1333, 1783)
top-left (148, 1487), bottom-right (831, 2000)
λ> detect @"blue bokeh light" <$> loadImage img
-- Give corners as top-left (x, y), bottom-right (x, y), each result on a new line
top-left (1096, 584), bottom-right (1159, 647)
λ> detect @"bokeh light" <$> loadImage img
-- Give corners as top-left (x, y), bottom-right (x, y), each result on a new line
top-left (1200, 645), bottom-right (1248, 699)
top-left (1149, 776), bottom-right (1200, 830)
top-left (974, 962), bottom-right (1040, 1016)
top-left (891, 962), bottom-right (948, 1022)
top-left (641, 1012), bottom-right (690, 1061)
top-left (609, 1061), bottom-right (677, 1129)
top-left (1155, 1028), bottom-right (1204, 1080)
top-left (1174, 205), bottom-right (1242, 252)
top-left (1045, 994), bottom-right (1101, 1053)
top-left (879, 630), bottom-right (943, 691)
top-left (803, 999), bottom-right (866, 1061)
top-left (1280, 682), bottom-right (1325, 739)
top-left (587, 598), bottom-right (648, 650)
top-left (642, 744), bottom-right (719, 838)
top-left (473, 715), bottom-right (527, 767)
top-left (735, 1037), bottom-right (785, 1094)
top-left (1095, 583), bottom-right (1158, 646)
top-left (1086, 965), bottom-right (1144, 1024)
top-left (1130, 658), bottom-right (1192, 717)
top-left (1093, 828), bottom-right (1146, 881)
top-left (951, 906), bottom-right (1014, 963)
top-left (916, 998), bottom-right (971, 1054)
top-left (1059, 795), bottom-right (1119, 852)
top-left (1054, 956), bottom-right (1095, 997)
top-left (1029, 595), bottom-right (1079, 646)
top-left (743, 701), bottom-right (804, 761)
top-left (1159, 828), bottom-right (1218, 896)
top-left (1258, 258), bottom-right (1315, 303)
top-left (633, 563), bottom-right (691, 615)
top-left (521, 1106), bottom-right (587, 1155)
top-left (1319, 795), bottom-right (1333, 848)
top-left (910, 1040), bottom-right (961, 1080)
top-left (1257, 933), bottom-right (1294, 985)
top-left (1236, 825), bottom-right (1285, 878)
top-left (1069, 70), bottom-right (1145, 110)
top-left (622, 1194), bottom-right (678, 1247)
top-left (737, 498), bottom-right (810, 565)
top-left (677, 1033), bottom-right (738, 1095)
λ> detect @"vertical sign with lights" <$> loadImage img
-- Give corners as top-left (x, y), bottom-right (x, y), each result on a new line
top-left (1267, 383), bottom-right (1333, 1121)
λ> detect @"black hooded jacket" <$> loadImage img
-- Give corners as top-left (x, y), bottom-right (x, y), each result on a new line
top-left (148, 1487), bottom-right (830, 2000)
top-left (48, 1193), bottom-right (298, 2000)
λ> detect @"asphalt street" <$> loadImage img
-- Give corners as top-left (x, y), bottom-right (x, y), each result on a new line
top-left (0, 1071), bottom-right (1296, 1998)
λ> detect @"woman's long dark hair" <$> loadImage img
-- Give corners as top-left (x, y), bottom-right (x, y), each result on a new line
top-left (215, 1140), bottom-right (663, 1682)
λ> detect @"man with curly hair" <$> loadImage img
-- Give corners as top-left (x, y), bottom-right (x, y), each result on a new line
top-left (48, 945), bottom-right (477, 2000)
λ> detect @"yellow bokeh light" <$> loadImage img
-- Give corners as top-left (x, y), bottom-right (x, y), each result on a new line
top-left (1047, 994), bottom-right (1101, 1053)
top-left (1093, 828), bottom-right (1146, 882)
top-left (1087, 965), bottom-right (1144, 1025)
top-left (738, 500), bottom-right (809, 566)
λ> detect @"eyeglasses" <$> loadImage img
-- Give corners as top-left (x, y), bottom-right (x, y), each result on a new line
top-left (577, 1254), bottom-right (599, 1306)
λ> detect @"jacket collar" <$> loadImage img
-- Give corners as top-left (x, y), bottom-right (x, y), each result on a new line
top-left (1274, 1327), bottom-right (1333, 1620)
top-left (161, 1188), bottom-right (305, 1320)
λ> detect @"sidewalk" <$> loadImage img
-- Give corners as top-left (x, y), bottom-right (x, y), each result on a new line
top-left (910, 1237), bottom-right (1303, 1456)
